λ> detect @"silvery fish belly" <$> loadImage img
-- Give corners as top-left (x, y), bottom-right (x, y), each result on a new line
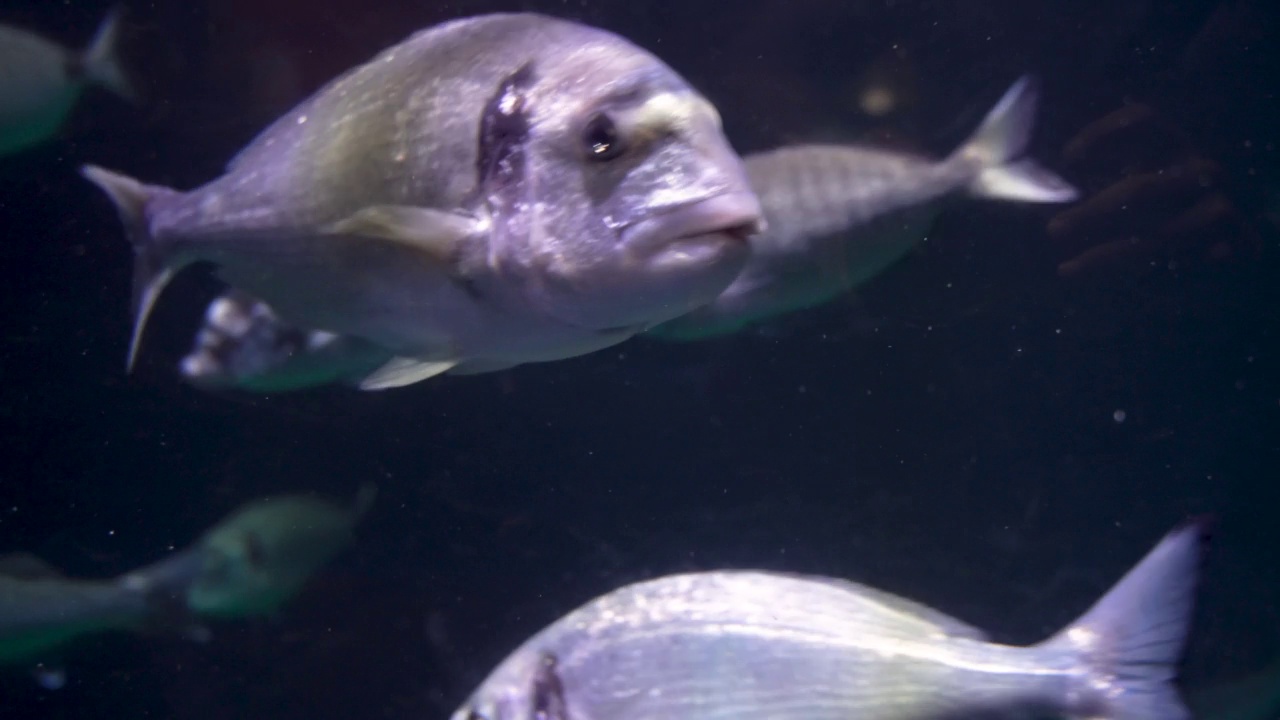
top-left (650, 75), bottom-right (1079, 341)
top-left (81, 12), bottom-right (762, 390)
top-left (452, 521), bottom-right (1208, 720)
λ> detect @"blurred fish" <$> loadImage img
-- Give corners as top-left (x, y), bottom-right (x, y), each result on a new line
top-left (80, 13), bottom-right (762, 391)
top-left (0, 548), bottom-right (206, 683)
top-left (452, 520), bottom-right (1208, 720)
top-left (649, 75), bottom-right (1078, 341)
top-left (0, 7), bottom-right (133, 157)
top-left (184, 485), bottom-right (374, 619)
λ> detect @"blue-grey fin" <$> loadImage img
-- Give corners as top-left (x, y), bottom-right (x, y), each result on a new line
top-left (1039, 518), bottom-right (1210, 720)
top-left (80, 5), bottom-right (135, 101)
top-left (358, 357), bottom-right (459, 391)
top-left (445, 359), bottom-right (520, 376)
top-left (950, 75), bottom-right (1078, 203)
top-left (322, 206), bottom-right (478, 263)
top-left (0, 553), bottom-right (64, 580)
top-left (80, 164), bottom-right (181, 372)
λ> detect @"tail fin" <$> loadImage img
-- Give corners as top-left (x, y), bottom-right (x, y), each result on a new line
top-left (81, 7), bottom-right (135, 101)
top-left (81, 164), bottom-right (179, 372)
top-left (1041, 518), bottom-right (1212, 720)
top-left (950, 75), bottom-right (1078, 203)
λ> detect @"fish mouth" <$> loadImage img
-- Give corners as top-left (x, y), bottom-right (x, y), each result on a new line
top-left (623, 192), bottom-right (766, 255)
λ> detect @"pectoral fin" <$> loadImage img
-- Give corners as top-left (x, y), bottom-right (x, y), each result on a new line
top-left (358, 356), bottom-right (459, 391)
top-left (324, 205), bottom-right (480, 265)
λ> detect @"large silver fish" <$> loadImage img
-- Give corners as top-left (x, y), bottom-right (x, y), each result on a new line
top-left (82, 13), bottom-right (763, 391)
top-left (649, 75), bottom-right (1077, 341)
top-left (169, 77), bottom-right (1075, 393)
top-left (450, 520), bottom-right (1207, 720)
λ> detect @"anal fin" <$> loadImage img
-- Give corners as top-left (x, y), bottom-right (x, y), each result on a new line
top-left (358, 356), bottom-right (459, 391)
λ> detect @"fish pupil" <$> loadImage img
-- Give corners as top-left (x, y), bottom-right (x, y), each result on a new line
top-left (583, 113), bottom-right (623, 161)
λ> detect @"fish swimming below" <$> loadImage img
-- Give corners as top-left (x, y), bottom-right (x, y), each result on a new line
top-left (0, 485), bottom-right (371, 686)
top-left (451, 519), bottom-right (1209, 720)
top-left (0, 7), bottom-right (133, 157)
top-left (0, 548), bottom-right (207, 687)
top-left (183, 484), bottom-right (375, 619)
top-left (81, 12), bottom-right (763, 391)
top-left (164, 75), bottom-right (1076, 393)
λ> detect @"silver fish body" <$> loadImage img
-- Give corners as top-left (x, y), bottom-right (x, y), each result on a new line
top-left (452, 521), bottom-right (1206, 720)
top-left (649, 75), bottom-right (1078, 341)
top-left (82, 13), bottom-right (761, 390)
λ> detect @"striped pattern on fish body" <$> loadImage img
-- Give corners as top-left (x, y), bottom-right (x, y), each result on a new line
top-left (649, 75), bottom-right (1078, 341)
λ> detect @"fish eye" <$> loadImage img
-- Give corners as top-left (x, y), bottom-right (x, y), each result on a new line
top-left (464, 709), bottom-right (488, 720)
top-left (582, 112), bottom-right (624, 161)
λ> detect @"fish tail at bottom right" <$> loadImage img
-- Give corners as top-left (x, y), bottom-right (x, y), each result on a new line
top-left (1040, 518), bottom-right (1213, 720)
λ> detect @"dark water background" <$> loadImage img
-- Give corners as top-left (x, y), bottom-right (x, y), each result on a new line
top-left (1, 0), bottom-right (1278, 717)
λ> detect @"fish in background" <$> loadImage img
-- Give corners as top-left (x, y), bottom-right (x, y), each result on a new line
top-left (168, 75), bottom-right (1075, 393)
top-left (451, 520), bottom-right (1208, 720)
top-left (81, 12), bottom-right (763, 391)
top-left (0, 485), bottom-right (372, 686)
top-left (0, 7), bottom-right (133, 157)
top-left (183, 484), bottom-right (375, 619)
top-left (648, 75), bottom-right (1077, 341)
top-left (0, 546), bottom-right (207, 689)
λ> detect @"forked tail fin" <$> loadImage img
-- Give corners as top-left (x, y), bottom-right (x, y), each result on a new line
top-left (81, 165), bottom-right (180, 371)
top-left (81, 6), bottom-right (135, 101)
top-left (1041, 518), bottom-right (1212, 720)
top-left (949, 75), bottom-right (1079, 203)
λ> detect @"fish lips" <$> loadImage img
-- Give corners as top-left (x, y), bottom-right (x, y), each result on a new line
top-left (621, 191), bottom-right (766, 264)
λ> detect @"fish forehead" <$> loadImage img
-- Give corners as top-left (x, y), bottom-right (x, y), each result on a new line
top-left (175, 13), bottom-right (679, 232)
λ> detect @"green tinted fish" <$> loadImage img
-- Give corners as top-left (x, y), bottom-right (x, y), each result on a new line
top-left (0, 7), bottom-right (133, 157)
top-left (0, 549), bottom-right (205, 681)
top-left (185, 486), bottom-right (374, 619)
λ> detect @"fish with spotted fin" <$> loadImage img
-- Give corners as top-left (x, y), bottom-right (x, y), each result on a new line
top-left (81, 12), bottom-right (763, 391)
